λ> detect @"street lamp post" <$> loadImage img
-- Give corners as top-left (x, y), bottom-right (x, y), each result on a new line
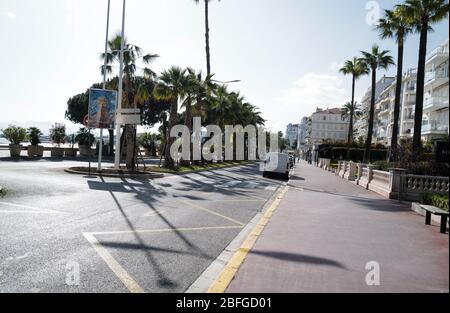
top-left (98, 0), bottom-right (111, 171)
top-left (114, 0), bottom-right (127, 170)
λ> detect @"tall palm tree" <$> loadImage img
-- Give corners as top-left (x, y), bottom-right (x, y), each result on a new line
top-left (341, 101), bottom-right (363, 148)
top-left (153, 66), bottom-right (189, 168)
top-left (377, 8), bottom-right (413, 162)
top-left (101, 33), bottom-right (158, 167)
top-left (400, 0), bottom-right (449, 151)
top-left (339, 58), bottom-right (369, 147)
top-left (193, 0), bottom-right (221, 76)
top-left (361, 45), bottom-right (395, 163)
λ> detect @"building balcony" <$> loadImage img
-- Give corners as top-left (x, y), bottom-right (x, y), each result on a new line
top-left (425, 71), bottom-right (449, 88)
top-left (421, 120), bottom-right (449, 135)
top-left (423, 96), bottom-right (449, 112)
top-left (426, 45), bottom-right (449, 66)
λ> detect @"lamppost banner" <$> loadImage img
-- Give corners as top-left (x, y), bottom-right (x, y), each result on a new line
top-left (88, 88), bottom-right (118, 129)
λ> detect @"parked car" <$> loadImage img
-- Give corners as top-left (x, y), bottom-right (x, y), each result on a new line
top-left (262, 152), bottom-right (290, 180)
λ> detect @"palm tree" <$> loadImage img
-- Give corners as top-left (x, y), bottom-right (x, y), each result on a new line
top-left (377, 8), bottom-right (413, 162)
top-left (361, 45), bottom-right (395, 163)
top-left (101, 33), bottom-right (158, 167)
top-left (193, 0), bottom-right (221, 76)
top-left (400, 0), bottom-right (449, 152)
top-left (153, 66), bottom-right (189, 168)
top-left (339, 58), bottom-right (369, 147)
top-left (341, 101), bottom-right (363, 149)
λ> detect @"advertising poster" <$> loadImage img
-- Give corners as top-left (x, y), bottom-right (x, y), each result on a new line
top-left (87, 88), bottom-right (117, 129)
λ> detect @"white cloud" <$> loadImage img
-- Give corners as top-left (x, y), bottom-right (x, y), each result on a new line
top-left (282, 73), bottom-right (349, 113)
top-left (264, 73), bottom-right (350, 133)
top-left (2, 11), bottom-right (16, 19)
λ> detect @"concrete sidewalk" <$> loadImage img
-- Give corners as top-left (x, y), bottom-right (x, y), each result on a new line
top-left (227, 162), bottom-right (449, 293)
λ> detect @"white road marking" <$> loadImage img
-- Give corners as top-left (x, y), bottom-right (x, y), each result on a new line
top-left (83, 225), bottom-right (244, 293)
top-left (0, 201), bottom-right (64, 214)
top-left (83, 232), bottom-right (145, 294)
top-left (180, 201), bottom-right (245, 227)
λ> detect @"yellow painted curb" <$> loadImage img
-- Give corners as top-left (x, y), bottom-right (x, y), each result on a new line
top-left (207, 185), bottom-right (290, 293)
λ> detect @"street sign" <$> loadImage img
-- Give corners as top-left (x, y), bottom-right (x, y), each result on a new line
top-left (435, 141), bottom-right (449, 163)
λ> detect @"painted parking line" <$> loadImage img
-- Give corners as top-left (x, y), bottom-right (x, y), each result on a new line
top-left (0, 201), bottom-right (64, 214)
top-left (83, 225), bottom-right (244, 293)
top-left (180, 200), bottom-right (245, 227)
top-left (83, 232), bottom-right (145, 293)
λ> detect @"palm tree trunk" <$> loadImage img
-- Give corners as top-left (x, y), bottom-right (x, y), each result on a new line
top-left (108, 129), bottom-right (114, 156)
top-left (346, 74), bottom-right (356, 160)
top-left (364, 68), bottom-right (377, 163)
top-left (412, 21), bottom-right (428, 153)
top-left (165, 98), bottom-right (178, 168)
top-left (204, 0), bottom-right (211, 76)
top-left (389, 37), bottom-right (404, 162)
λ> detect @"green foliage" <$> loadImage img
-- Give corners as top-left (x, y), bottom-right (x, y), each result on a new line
top-left (49, 123), bottom-right (66, 146)
top-left (75, 127), bottom-right (95, 147)
top-left (421, 194), bottom-right (449, 212)
top-left (138, 132), bottom-right (160, 156)
top-left (1, 125), bottom-right (28, 144)
top-left (66, 134), bottom-right (76, 148)
top-left (27, 127), bottom-right (43, 146)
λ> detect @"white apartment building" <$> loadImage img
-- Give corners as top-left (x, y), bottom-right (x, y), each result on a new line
top-left (306, 108), bottom-right (349, 145)
top-left (422, 39), bottom-right (449, 141)
top-left (355, 76), bottom-right (396, 143)
top-left (285, 123), bottom-right (299, 148)
top-left (298, 117), bottom-right (308, 148)
top-left (374, 69), bottom-right (417, 146)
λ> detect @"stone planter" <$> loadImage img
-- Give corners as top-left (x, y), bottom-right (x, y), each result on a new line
top-left (50, 147), bottom-right (64, 157)
top-left (64, 148), bottom-right (77, 157)
top-left (27, 145), bottom-right (44, 157)
top-left (79, 145), bottom-right (93, 158)
top-left (9, 144), bottom-right (22, 158)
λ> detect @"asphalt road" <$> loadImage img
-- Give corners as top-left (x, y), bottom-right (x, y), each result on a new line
top-left (0, 157), bottom-right (282, 292)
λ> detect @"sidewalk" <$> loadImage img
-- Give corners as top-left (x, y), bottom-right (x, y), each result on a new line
top-left (227, 162), bottom-right (449, 293)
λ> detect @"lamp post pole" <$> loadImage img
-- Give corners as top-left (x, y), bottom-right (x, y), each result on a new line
top-left (98, 0), bottom-right (111, 171)
top-left (114, 0), bottom-right (126, 170)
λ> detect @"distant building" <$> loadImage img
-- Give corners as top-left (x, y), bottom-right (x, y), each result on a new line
top-left (374, 69), bottom-right (418, 146)
top-left (285, 123), bottom-right (299, 148)
top-left (354, 76), bottom-right (396, 143)
top-left (306, 108), bottom-right (349, 146)
top-left (297, 117), bottom-right (308, 149)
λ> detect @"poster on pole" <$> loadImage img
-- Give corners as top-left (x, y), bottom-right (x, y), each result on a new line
top-left (87, 88), bottom-right (117, 129)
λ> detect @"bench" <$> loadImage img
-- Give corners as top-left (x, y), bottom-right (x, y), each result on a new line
top-left (420, 205), bottom-right (449, 234)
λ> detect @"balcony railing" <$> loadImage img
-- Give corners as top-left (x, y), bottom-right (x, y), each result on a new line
top-left (425, 71), bottom-right (449, 83)
top-left (426, 45), bottom-right (449, 62)
top-left (421, 120), bottom-right (449, 133)
top-left (424, 96), bottom-right (448, 111)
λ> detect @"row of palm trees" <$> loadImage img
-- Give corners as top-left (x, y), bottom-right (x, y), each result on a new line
top-left (153, 66), bottom-right (265, 168)
top-left (340, 0), bottom-right (448, 163)
top-left (101, 33), bottom-right (264, 169)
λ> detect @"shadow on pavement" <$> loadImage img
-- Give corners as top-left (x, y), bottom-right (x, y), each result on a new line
top-left (250, 250), bottom-right (347, 269)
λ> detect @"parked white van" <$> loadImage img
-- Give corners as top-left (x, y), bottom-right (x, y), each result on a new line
top-left (262, 152), bottom-right (290, 179)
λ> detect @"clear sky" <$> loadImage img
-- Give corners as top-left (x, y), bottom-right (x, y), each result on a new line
top-left (0, 0), bottom-right (448, 133)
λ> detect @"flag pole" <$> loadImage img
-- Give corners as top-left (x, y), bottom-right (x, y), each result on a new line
top-left (114, 0), bottom-right (126, 169)
top-left (98, 0), bottom-right (111, 171)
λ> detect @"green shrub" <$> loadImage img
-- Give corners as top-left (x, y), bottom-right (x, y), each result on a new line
top-left (27, 127), bottom-right (43, 146)
top-left (421, 193), bottom-right (449, 212)
top-left (49, 123), bottom-right (67, 146)
top-left (1, 125), bottom-right (27, 144)
top-left (75, 127), bottom-right (95, 146)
